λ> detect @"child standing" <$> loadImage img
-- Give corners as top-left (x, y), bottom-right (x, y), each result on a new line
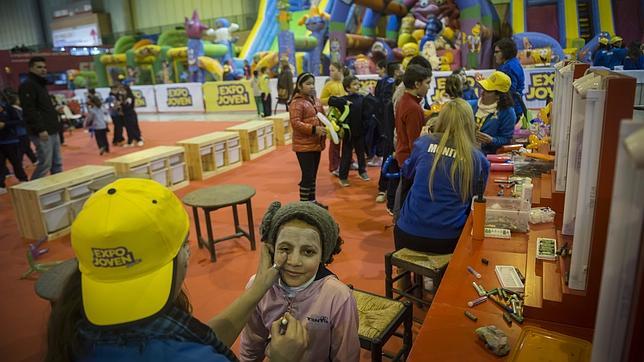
top-left (259, 67), bottom-right (272, 117)
top-left (85, 96), bottom-right (110, 155)
top-left (289, 72), bottom-right (327, 208)
top-left (4, 90), bottom-right (37, 165)
top-left (320, 62), bottom-right (346, 176)
top-left (251, 70), bottom-right (265, 117)
top-left (240, 201), bottom-right (360, 362)
top-left (328, 75), bottom-right (373, 187)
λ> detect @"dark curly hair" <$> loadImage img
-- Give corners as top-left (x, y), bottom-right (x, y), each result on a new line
top-left (494, 38), bottom-right (518, 63)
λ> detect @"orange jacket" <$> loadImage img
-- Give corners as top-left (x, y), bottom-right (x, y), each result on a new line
top-left (289, 94), bottom-right (326, 152)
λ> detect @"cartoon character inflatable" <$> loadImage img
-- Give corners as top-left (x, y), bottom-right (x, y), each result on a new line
top-left (185, 10), bottom-right (208, 83)
top-left (411, 0), bottom-right (440, 29)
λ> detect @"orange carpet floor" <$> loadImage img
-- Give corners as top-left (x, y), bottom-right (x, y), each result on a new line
top-left (0, 117), bottom-right (414, 361)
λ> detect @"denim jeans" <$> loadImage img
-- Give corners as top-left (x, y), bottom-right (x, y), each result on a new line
top-left (30, 133), bottom-right (63, 180)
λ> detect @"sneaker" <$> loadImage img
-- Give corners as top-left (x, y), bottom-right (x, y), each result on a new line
top-left (338, 179), bottom-right (350, 187)
top-left (350, 162), bottom-right (359, 170)
top-left (122, 143), bottom-right (132, 148)
top-left (99, 147), bottom-right (106, 155)
top-left (367, 157), bottom-right (382, 167)
top-left (375, 192), bottom-right (386, 203)
top-left (386, 207), bottom-right (394, 216)
top-left (0, 187), bottom-right (6, 195)
top-left (311, 200), bottom-right (328, 209)
top-left (331, 169), bottom-right (340, 177)
top-left (136, 140), bottom-right (144, 147)
top-left (359, 172), bottom-right (370, 181)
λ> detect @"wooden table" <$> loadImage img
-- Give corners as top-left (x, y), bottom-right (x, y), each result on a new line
top-left (182, 184), bottom-right (257, 262)
top-left (407, 173), bottom-right (593, 360)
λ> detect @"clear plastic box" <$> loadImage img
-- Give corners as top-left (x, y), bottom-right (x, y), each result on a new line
top-left (486, 208), bottom-right (530, 232)
top-left (228, 146), bottom-right (241, 164)
top-left (486, 196), bottom-right (531, 211)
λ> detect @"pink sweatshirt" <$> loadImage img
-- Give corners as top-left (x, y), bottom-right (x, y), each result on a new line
top-left (239, 273), bottom-right (360, 362)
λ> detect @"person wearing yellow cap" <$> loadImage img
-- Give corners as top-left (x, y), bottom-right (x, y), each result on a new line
top-left (472, 71), bottom-right (516, 154)
top-left (610, 36), bottom-right (623, 48)
top-left (45, 179), bottom-right (308, 362)
top-left (593, 37), bottom-right (612, 68)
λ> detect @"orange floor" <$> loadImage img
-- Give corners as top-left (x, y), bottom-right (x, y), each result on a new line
top-left (0, 117), bottom-right (409, 361)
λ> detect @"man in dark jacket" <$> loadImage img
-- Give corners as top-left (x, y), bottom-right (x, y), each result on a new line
top-left (19, 56), bottom-right (63, 179)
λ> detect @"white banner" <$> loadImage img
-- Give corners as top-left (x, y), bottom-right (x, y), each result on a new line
top-left (155, 83), bottom-right (204, 113)
top-left (130, 85), bottom-right (157, 113)
top-left (52, 23), bottom-right (102, 47)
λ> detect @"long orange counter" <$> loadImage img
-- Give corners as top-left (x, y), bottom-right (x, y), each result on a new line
top-left (407, 173), bottom-right (593, 360)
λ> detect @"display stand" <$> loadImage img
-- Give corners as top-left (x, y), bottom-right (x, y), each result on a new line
top-left (226, 120), bottom-right (276, 161)
top-left (105, 146), bottom-right (189, 191)
top-left (177, 131), bottom-right (242, 181)
top-left (9, 165), bottom-right (116, 240)
top-left (264, 113), bottom-right (292, 146)
top-left (523, 70), bottom-right (636, 328)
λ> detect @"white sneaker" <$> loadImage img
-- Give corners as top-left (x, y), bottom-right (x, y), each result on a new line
top-left (0, 187), bottom-right (7, 195)
top-left (350, 162), bottom-right (359, 170)
top-left (375, 192), bottom-right (386, 203)
top-left (136, 140), bottom-right (144, 147)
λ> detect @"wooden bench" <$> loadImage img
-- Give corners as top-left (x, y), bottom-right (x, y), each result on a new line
top-left (105, 146), bottom-right (189, 191)
top-left (226, 120), bottom-right (276, 161)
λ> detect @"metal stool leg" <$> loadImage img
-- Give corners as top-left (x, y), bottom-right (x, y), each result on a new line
top-left (371, 343), bottom-right (383, 362)
top-left (246, 199), bottom-right (256, 250)
top-left (204, 209), bottom-right (216, 262)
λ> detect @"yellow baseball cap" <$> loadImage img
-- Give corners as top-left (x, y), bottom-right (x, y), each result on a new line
top-left (599, 37), bottom-right (609, 45)
top-left (478, 71), bottom-right (512, 93)
top-left (71, 178), bottom-right (189, 326)
top-left (610, 36), bottom-right (622, 44)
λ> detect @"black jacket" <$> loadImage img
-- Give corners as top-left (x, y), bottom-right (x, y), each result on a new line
top-left (328, 93), bottom-right (377, 137)
top-left (0, 102), bottom-right (20, 144)
top-left (18, 73), bottom-right (60, 135)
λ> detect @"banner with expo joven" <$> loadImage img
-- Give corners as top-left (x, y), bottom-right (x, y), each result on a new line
top-left (203, 80), bottom-right (257, 113)
top-left (155, 83), bottom-right (204, 112)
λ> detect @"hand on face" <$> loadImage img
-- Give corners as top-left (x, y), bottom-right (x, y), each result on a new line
top-left (251, 244), bottom-right (287, 293)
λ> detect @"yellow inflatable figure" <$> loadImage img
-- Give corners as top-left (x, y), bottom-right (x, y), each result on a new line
top-left (397, 14), bottom-right (416, 48)
top-left (412, 29), bottom-right (425, 42)
top-left (539, 102), bottom-right (551, 124)
top-left (439, 51), bottom-right (454, 71)
top-left (401, 42), bottom-right (419, 69)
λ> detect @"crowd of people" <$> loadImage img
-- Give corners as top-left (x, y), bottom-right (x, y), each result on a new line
top-left (593, 37), bottom-right (644, 70)
top-left (5, 36), bottom-right (597, 361)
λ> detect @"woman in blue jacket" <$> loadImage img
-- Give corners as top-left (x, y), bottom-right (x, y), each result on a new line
top-left (494, 38), bottom-right (525, 121)
top-left (472, 71), bottom-right (516, 154)
top-left (395, 99), bottom-right (490, 254)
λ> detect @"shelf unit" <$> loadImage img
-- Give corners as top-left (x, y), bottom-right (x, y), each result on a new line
top-left (523, 70), bottom-right (637, 329)
top-left (265, 113), bottom-right (292, 146)
top-left (105, 146), bottom-right (190, 191)
top-left (177, 131), bottom-right (243, 181)
top-left (9, 165), bottom-right (117, 241)
top-left (226, 120), bottom-right (276, 161)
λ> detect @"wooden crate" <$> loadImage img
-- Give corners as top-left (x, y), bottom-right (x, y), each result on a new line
top-left (9, 165), bottom-right (116, 241)
top-left (265, 113), bottom-right (291, 146)
top-left (105, 146), bottom-right (190, 191)
top-left (177, 131), bottom-right (243, 181)
top-left (226, 120), bottom-right (276, 161)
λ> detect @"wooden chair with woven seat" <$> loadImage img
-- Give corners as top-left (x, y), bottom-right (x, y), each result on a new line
top-left (384, 248), bottom-right (452, 312)
top-left (351, 286), bottom-right (412, 362)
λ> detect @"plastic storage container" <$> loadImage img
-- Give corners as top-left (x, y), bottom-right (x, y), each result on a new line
top-left (215, 149), bottom-right (225, 168)
top-left (227, 138), bottom-right (239, 148)
top-left (483, 196), bottom-right (531, 232)
top-left (130, 164), bottom-right (149, 177)
top-left (228, 146), bottom-right (241, 164)
top-left (508, 326), bottom-right (591, 361)
top-left (214, 141), bottom-right (225, 152)
top-left (169, 153), bottom-right (184, 165)
top-left (257, 134), bottom-right (266, 151)
top-left (42, 202), bottom-right (71, 232)
top-left (40, 190), bottom-right (65, 209)
top-left (170, 164), bottom-right (185, 184)
top-left (68, 181), bottom-right (92, 200)
top-left (69, 197), bottom-right (90, 218)
top-left (150, 159), bottom-right (166, 171)
top-left (256, 127), bottom-right (265, 136)
top-left (151, 169), bottom-right (168, 186)
top-left (265, 132), bottom-right (274, 148)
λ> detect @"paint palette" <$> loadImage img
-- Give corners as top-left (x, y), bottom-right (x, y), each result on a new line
top-left (536, 238), bottom-right (558, 261)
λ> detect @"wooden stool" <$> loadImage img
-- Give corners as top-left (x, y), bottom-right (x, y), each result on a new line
top-left (182, 184), bottom-right (257, 262)
top-left (352, 287), bottom-right (412, 362)
top-left (385, 248), bottom-right (452, 311)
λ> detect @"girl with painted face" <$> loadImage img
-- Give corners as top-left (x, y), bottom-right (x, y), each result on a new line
top-left (240, 201), bottom-right (360, 362)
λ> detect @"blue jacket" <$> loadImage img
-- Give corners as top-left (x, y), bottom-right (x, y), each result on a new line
top-left (78, 339), bottom-right (230, 362)
top-left (472, 103), bottom-right (516, 154)
top-left (497, 57), bottom-right (525, 118)
top-left (398, 135), bottom-right (490, 240)
top-left (624, 55), bottom-right (644, 70)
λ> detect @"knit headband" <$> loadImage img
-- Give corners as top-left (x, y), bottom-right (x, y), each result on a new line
top-left (296, 72), bottom-right (314, 87)
top-left (260, 201), bottom-right (340, 263)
